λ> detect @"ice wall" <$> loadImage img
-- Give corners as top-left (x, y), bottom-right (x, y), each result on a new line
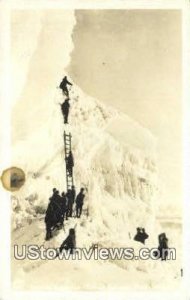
top-left (11, 9), bottom-right (158, 243)
top-left (11, 84), bottom-right (158, 243)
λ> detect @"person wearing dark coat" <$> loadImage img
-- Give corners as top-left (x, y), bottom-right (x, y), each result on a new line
top-left (59, 192), bottom-right (67, 225)
top-left (66, 188), bottom-right (75, 218)
top-left (59, 228), bottom-right (76, 255)
top-left (66, 151), bottom-right (74, 176)
top-left (153, 233), bottom-right (169, 260)
top-left (71, 185), bottom-right (76, 202)
top-left (134, 227), bottom-right (149, 244)
top-left (45, 203), bottom-right (54, 241)
top-left (158, 233), bottom-right (169, 260)
top-left (49, 188), bottom-right (58, 201)
top-left (61, 98), bottom-right (70, 124)
top-left (59, 76), bottom-right (73, 97)
top-left (45, 189), bottom-right (63, 240)
top-left (141, 228), bottom-right (149, 244)
top-left (134, 227), bottom-right (142, 243)
top-left (45, 198), bottom-right (60, 241)
top-left (75, 188), bottom-right (85, 218)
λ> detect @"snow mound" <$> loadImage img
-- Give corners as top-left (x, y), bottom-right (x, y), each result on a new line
top-left (12, 83), bottom-right (158, 235)
top-left (13, 83), bottom-right (180, 290)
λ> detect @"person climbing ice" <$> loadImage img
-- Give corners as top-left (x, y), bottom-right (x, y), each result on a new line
top-left (59, 76), bottom-right (73, 97)
top-left (66, 150), bottom-right (74, 176)
top-left (60, 98), bottom-right (70, 124)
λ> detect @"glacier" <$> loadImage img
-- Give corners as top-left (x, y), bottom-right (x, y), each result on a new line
top-left (11, 83), bottom-right (181, 290)
top-left (11, 10), bottom-right (181, 291)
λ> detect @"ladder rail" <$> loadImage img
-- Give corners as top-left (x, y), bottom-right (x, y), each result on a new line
top-left (63, 131), bottom-right (74, 191)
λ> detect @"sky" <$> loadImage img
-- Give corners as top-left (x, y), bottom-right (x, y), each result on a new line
top-left (68, 10), bottom-right (182, 208)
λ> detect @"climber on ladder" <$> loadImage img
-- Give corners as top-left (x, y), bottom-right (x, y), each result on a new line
top-left (65, 150), bottom-right (74, 176)
top-left (64, 131), bottom-right (74, 192)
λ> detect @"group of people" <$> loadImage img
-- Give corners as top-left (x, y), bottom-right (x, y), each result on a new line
top-left (55, 75), bottom-right (170, 261)
top-left (59, 76), bottom-right (73, 124)
top-left (45, 187), bottom-right (85, 240)
top-left (134, 227), bottom-right (169, 260)
top-left (44, 76), bottom-right (77, 245)
top-left (54, 226), bottom-right (169, 259)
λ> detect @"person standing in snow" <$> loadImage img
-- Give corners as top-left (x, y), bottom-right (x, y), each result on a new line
top-left (71, 185), bottom-right (76, 202)
top-left (66, 188), bottom-right (75, 218)
top-left (157, 233), bottom-right (169, 260)
top-left (59, 76), bottom-right (73, 97)
top-left (75, 188), bottom-right (85, 218)
top-left (59, 191), bottom-right (67, 226)
top-left (45, 202), bottom-right (54, 240)
top-left (49, 188), bottom-right (58, 202)
top-left (45, 189), bottom-right (63, 240)
top-left (45, 196), bottom-right (59, 241)
top-left (70, 185), bottom-right (76, 217)
top-left (61, 98), bottom-right (70, 124)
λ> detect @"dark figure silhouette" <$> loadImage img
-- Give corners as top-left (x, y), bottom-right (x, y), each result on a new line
top-left (76, 188), bottom-right (85, 218)
top-left (45, 204), bottom-right (53, 241)
top-left (59, 192), bottom-right (67, 225)
top-left (45, 200), bottom-right (59, 241)
top-left (59, 228), bottom-right (76, 254)
top-left (45, 189), bottom-right (63, 240)
top-left (59, 76), bottom-right (72, 97)
top-left (61, 98), bottom-right (70, 124)
top-left (141, 228), bottom-right (149, 244)
top-left (66, 188), bottom-right (75, 218)
top-left (134, 228), bottom-right (142, 243)
top-left (134, 227), bottom-right (149, 244)
top-left (71, 185), bottom-right (76, 202)
top-left (158, 233), bottom-right (169, 260)
top-left (49, 188), bottom-right (59, 202)
top-left (70, 185), bottom-right (76, 217)
top-left (65, 192), bottom-right (69, 220)
top-left (66, 151), bottom-right (74, 176)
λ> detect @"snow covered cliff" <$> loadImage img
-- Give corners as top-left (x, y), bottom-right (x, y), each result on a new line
top-left (11, 83), bottom-right (182, 291)
top-left (11, 82), bottom-right (158, 234)
top-left (10, 10), bottom-right (181, 291)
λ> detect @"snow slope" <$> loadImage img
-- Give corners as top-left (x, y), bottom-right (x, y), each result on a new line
top-left (11, 83), bottom-right (181, 290)
top-left (12, 83), bottom-right (157, 231)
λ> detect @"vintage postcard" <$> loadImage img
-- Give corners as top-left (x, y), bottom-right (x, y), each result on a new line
top-left (0, 1), bottom-right (189, 300)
